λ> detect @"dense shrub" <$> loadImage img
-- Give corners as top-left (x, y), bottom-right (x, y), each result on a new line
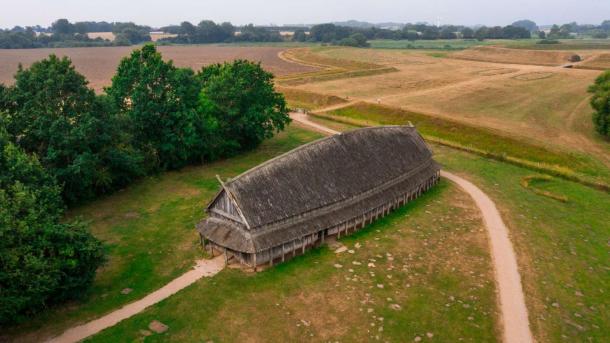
top-left (589, 71), bottom-right (610, 137)
top-left (537, 39), bottom-right (560, 44)
top-left (0, 127), bottom-right (105, 324)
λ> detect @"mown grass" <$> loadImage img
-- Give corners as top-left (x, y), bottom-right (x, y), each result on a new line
top-left (434, 145), bottom-right (610, 342)
top-left (2, 126), bottom-right (323, 343)
top-left (88, 180), bottom-right (499, 343)
top-left (315, 102), bottom-right (610, 189)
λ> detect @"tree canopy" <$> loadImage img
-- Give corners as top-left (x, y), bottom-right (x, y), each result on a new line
top-left (106, 45), bottom-right (208, 170)
top-left (589, 71), bottom-right (610, 138)
top-left (0, 127), bottom-right (105, 324)
top-left (511, 20), bottom-right (538, 32)
top-left (0, 44), bottom-right (290, 323)
top-left (199, 59), bottom-right (290, 156)
top-left (3, 55), bottom-right (143, 203)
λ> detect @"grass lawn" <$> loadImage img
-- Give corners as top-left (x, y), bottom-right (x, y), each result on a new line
top-left (88, 179), bottom-right (499, 343)
top-left (2, 126), bottom-right (323, 343)
top-left (434, 145), bottom-right (610, 342)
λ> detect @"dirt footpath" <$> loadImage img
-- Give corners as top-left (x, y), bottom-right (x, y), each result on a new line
top-left (48, 256), bottom-right (226, 343)
top-left (290, 112), bottom-right (534, 343)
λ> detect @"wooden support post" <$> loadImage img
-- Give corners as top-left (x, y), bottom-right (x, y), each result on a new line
top-left (270, 249), bottom-right (274, 267)
top-left (253, 252), bottom-right (257, 272)
top-left (321, 230), bottom-right (325, 244)
top-left (302, 238), bottom-right (305, 254)
top-left (224, 247), bottom-right (228, 266)
top-left (293, 240), bottom-right (296, 257)
top-left (282, 243), bottom-right (285, 262)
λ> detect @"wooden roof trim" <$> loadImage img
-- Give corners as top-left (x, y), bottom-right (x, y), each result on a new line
top-left (216, 175), bottom-right (251, 230)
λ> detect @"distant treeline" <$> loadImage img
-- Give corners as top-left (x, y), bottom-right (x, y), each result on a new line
top-left (159, 21), bottom-right (284, 43)
top-left (0, 19), bottom-right (152, 48)
top-left (3, 18), bottom-right (610, 49)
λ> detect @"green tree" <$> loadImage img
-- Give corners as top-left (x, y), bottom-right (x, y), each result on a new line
top-left (461, 27), bottom-right (475, 39)
top-left (51, 19), bottom-right (74, 35)
top-left (0, 127), bottom-right (105, 324)
top-left (198, 60), bottom-right (290, 156)
top-left (511, 19), bottom-right (538, 32)
top-left (588, 71), bottom-right (610, 137)
top-left (4, 55), bottom-right (143, 203)
top-left (292, 29), bottom-right (307, 42)
top-left (106, 45), bottom-right (208, 170)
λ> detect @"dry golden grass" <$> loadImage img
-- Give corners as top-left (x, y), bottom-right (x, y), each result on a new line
top-left (450, 46), bottom-right (582, 66)
top-left (576, 52), bottom-right (610, 70)
top-left (86, 32), bottom-right (115, 41)
top-left (282, 47), bottom-right (610, 167)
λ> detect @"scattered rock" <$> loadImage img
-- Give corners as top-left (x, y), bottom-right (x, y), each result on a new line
top-left (348, 250), bottom-right (355, 254)
top-left (377, 284), bottom-right (384, 289)
top-left (335, 246), bottom-right (348, 254)
top-left (414, 336), bottom-right (422, 342)
top-left (300, 319), bottom-right (311, 327)
top-left (552, 302), bottom-right (559, 308)
top-left (334, 264), bottom-right (343, 269)
top-left (139, 330), bottom-right (152, 337)
top-left (124, 212), bottom-right (140, 219)
top-left (368, 263), bottom-right (376, 268)
top-left (149, 320), bottom-right (169, 334)
top-left (389, 304), bottom-right (402, 311)
top-left (427, 332), bottom-right (434, 338)
top-left (575, 291), bottom-right (584, 297)
top-left (353, 261), bottom-right (362, 266)
top-left (355, 243), bottom-right (362, 249)
top-left (121, 288), bottom-right (133, 295)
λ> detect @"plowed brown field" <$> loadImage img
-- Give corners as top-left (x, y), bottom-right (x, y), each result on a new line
top-left (0, 46), bottom-right (318, 91)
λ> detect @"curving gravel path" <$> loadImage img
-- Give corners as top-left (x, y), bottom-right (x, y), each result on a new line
top-left (48, 256), bottom-right (226, 343)
top-left (290, 112), bottom-right (533, 343)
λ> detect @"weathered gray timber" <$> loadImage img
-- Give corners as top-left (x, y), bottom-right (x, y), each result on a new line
top-left (196, 126), bottom-right (441, 268)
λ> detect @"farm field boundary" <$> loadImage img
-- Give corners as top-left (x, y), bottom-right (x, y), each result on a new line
top-left (277, 48), bottom-right (399, 86)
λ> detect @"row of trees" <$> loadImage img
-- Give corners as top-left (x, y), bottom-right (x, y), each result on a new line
top-left (300, 23), bottom-right (531, 45)
top-left (159, 21), bottom-right (283, 44)
top-left (0, 45), bottom-right (290, 324)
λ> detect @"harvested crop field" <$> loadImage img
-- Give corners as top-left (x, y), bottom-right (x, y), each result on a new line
top-left (576, 53), bottom-right (610, 70)
top-left (450, 46), bottom-right (584, 66)
top-left (0, 46), bottom-right (318, 91)
top-left (283, 47), bottom-right (610, 168)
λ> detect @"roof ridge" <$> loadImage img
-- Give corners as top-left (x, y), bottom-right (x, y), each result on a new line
top-left (225, 125), bottom-right (416, 187)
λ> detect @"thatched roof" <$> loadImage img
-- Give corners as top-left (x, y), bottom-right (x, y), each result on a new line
top-left (198, 126), bottom-right (440, 253)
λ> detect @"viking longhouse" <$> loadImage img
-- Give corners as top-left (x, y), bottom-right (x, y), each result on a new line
top-left (196, 126), bottom-right (441, 268)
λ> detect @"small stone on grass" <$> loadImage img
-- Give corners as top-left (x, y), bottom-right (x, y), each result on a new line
top-left (149, 320), bottom-right (169, 334)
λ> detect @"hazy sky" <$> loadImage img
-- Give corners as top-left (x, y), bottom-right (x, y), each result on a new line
top-left (3, 0), bottom-right (610, 28)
